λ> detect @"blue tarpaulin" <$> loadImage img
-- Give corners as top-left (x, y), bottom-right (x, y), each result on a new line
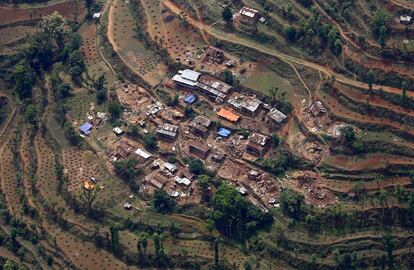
top-left (79, 122), bottom-right (93, 135)
top-left (184, 94), bottom-right (197, 104)
top-left (217, 128), bottom-right (231, 138)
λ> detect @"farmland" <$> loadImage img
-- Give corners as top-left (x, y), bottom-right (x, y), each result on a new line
top-left (0, 0), bottom-right (414, 269)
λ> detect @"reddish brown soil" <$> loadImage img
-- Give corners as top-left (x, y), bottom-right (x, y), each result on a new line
top-left (317, 90), bottom-right (414, 137)
top-left (0, 0), bottom-right (85, 26)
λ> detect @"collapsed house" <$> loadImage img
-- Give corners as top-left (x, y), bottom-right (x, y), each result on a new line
top-left (307, 101), bottom-right (327, 117)
top-left (190, 115), bottom-right (212, 137)
top-left (246, 133), bottom-right (270, 157)
top-left (202, 46), bottom-right (225, 64)
top-left (172, 69), bottom-right (232, 102)
top-left (227, 96), bottom-right (262, 117)
top-left (156, 123), bottom-right (179, 141)
top-left (188, 140), bottom-right (210, 159)
top-left (115, 141), bottom-right (133, 159)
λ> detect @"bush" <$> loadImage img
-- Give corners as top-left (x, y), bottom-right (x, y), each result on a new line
top-left (152, 189), bottom-right (176, 214)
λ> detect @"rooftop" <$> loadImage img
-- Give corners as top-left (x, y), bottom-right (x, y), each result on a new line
top-left (192, 115), bottom-right (212, 127)
top-left (249, 133), bottom-right (269, 146)
top-left (79, 122), bottom-right (93, 135)
top-left (268, 108), bottom-right (287, 123)
top-left (217, 127), bottom-right (231, 138)
top-left (218, 108), bottom-right (240, 122)
top-left (134, 148), bottom-right (152, 159)
top-left (239, 6), bottom-right (260, 18)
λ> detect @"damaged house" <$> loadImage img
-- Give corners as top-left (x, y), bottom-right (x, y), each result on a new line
top-left (246, 133), bottom-right (270, 157)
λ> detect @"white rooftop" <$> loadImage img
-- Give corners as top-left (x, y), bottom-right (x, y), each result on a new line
top-left (180, 69), bottom-right (201, 82)
top-left (174, 176), bottom-right (191, 186)
top-left (135, 148), bottom-right (152, 159)
top-left (239, 6), bottom-right (259, 18)
top-left (163, 162), bottom-right (177, 172)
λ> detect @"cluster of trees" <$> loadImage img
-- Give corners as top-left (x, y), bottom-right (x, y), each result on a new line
top-left (211, 184), bottom-right (273, 240)
top-left (114, 159), bottom-right (141, 192)
top-left (283, 12), bottom-right (343, 55)
top-left (371, 10), bottom-right (390, 48)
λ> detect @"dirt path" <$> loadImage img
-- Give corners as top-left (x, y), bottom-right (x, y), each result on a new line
top-left (161, 0), bottom-right (414, 98)
top-left (0, 93), bottom-right (17, 138)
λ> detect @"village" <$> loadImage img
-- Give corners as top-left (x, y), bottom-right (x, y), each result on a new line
top-left (72, 5), bottom-right (340, 209)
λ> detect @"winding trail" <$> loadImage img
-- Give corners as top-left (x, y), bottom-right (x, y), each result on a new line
top-left (161, 0), bottom-right (414, 99)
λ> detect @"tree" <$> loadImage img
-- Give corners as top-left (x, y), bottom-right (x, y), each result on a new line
top-left (11, 64), bottom-right (34, 100)
top-left (108, 102), bottom-right (122, 119)
top-left (139, 232), bottom-right (149, 255)
top-left (214, 238), bottom-right (220, 269)
top-left (152, 189), bottom-right (176, 213)
top-left (95, 75), bottom-right (106, 104)
top-left (64, 121), bottom-right (81, 146)
top-left (367, 70), bottom-right (374, 91)
top-left (143, 133), bottom-right (157, 151)
top-left (113, 159), bottom-right (140, 181)
top-left (280, 188), bottom-right (304, 220)
top-left (3, 260), bottom-right (17, 270)
top-left (58, 83), bottom-right (72, 99)
top-left (270, 134), bottom-right (280, 148)
top-left (109, 224), bottom-right (120, 254)
top-left (187, 158), bottom-right (205, 175)
top-left (212, 184), bottom-right (273, 239)
top-left (222, 7), bottom-right (233, 23)
top-left (198, 174), bottom-right (212, 203)
top-left (80, 184), bottom-right (100, 216)
top-left (383, 233), bottom-right (394, 269)
top-left (402, 81), bottom-right (408, 100)
top-left (24, 105), bottom-right (38, 124)
top-left (221, 70), bottom-right (234, 85)
top-left (339, 125), bottom-right (356, 144)
top-left (268, 86), bottom-right (279, 104)
top-left (39, 11), bottom-right (67, 47)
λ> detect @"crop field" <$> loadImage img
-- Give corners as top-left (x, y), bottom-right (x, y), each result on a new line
top-left (2, 0), bottom-right (414, 269)
top-left (107, 0), bottom-right (167, 86)
top-left (0, 0), bottom-right (85, 26)
top-left (0, 26), bottom-right (34, 45)
top-left (79, 23), bottom-right (114, 83)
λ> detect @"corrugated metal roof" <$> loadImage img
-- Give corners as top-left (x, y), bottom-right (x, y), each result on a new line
top-left (218, 108), bottom-right (240, 122)
top-left (180, 69), bottom-right (201, 81)
top-left (217, 127), bottom-right (231, 137)
top-left (135, 148), bottom-right (152, 159)
top-left (239, 6), bottom-right (259, 18)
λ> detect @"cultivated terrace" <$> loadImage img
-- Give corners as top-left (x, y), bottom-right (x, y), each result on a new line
top-left (0, 0), bottom-right (413, 269)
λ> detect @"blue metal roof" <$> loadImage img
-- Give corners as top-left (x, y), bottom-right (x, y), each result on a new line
top-left (79, 122), bottom-right (93, 135)
top-left (217, 127), bottom-right (231, 138)
top-left (184, 94), bottom-right (197, 104)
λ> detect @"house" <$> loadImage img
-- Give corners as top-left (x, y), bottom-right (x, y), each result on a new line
top-left (134, 148), bottom-right (153, 162)
top-left (190, 115), bottom-right (212, 137)
top-left (237, 186), bottom-right (249, 196)
top-left (174, 176), bottom-right (191, 186)
top-left (188, 141), bottom-right (210, 159)
top-left (172, 69), bottom-right (201, 89)
top-left (400, 15), bottom-right (413, 25)
top-left (202, 46), bottom-right (225, 64)
top-left (113, 127), bottom-right (124, 135)
top-left (308, 101), bottom-right (327, 117)
top-left (184, 94), bottom-right (197, 105)
top-left (180, 167), bottom-right (195, 180)
top-left (227, 96), bottom-right (262, 117)
top-left (218, 108), bottom-right (240, 122)
top-left (246, 133), bottom-right (269, 157)
top-left (163, 162), bottom-right (178, 173)
top-left (268, 108), bottom-right (287, 124)
top-left (79, 122), bottom-right (93, 135)
top-left (211, 151), bottom-right (225, 162)
top-left (172, 69), bottom-right (232, 101)
top-left (156, 123), bottom-right (179, 141)
top-left (115, 141), bottom-right (133, 159)
top-left (197, 74), bottom-right (231, 101)
top-left (93, 12), bottom-right (101, 19)
top-left (217, 127), bottom-right (231, 138)
top-left (238, 6), bottom-right (261, 25)
top-left (146, 173), bottom-right (169, 189)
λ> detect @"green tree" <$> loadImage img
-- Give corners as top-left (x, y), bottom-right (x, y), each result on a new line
top-left (58, 83), bottom-right (72, 99)
top-left (108, 102), bottom-right (122, 119)
top-left (402, 81), bottom-right (408, 100)
top-left (113, 159), bottom-right (140, 181)
top-left (3, 260), bottom-right (17, 270)
top-left (187, 158), bottom-right (205, 175)
top-left (11, 65), bottom-right (34, 100)
top-left (222, 7), bottom-right (233, 23)
top-left (143, 133), bottom-right (157, 151)
top-left (24, 105), bottom-right (38, 124)
top-left (383, 233), bottom-right (394, 269)
top-left (152, 189), bottom-right (176, 213)
top-left (109, 224), bottom-right (120, 254)
top-left (367, 70), bottom-right (374, 91)
top-left (339, 125), bottom-right (356, 144)
top-left (221, 70), bottom-right (234, 85)
top-left (198, 174), bottom-right (212, 203)
top-left (280, 188), bottom-right (304, 220)
top-left (39, 11), bottom-right (67, 47)
top-left (139, 232), bottom-right (149, 255)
